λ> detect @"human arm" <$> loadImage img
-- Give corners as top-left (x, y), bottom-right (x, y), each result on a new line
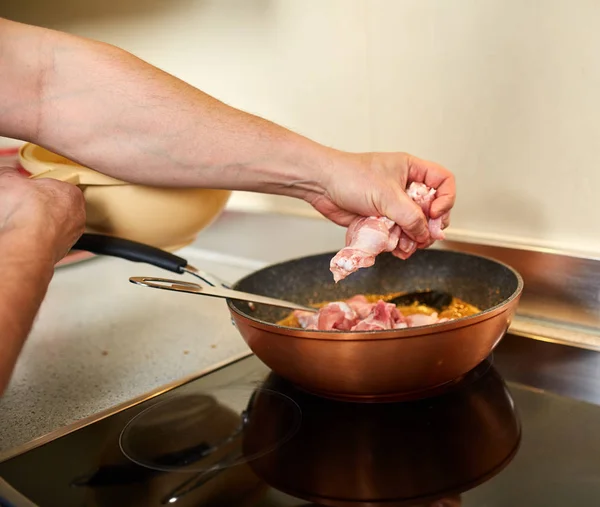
top-left (0, 168), bottom-right (85, 394)
top-left (0, 16), bottom-right (454, 245)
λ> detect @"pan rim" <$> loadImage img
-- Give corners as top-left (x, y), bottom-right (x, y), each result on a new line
top-left (226, 248), bottom-right (525, 339)
top-left (230, 303), bottom-right (519, 341)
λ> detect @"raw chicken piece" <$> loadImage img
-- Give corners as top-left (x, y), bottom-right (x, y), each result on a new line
top-left (406, 182), bottom-right (445, 241)
top-left (329, 217), bottom-right (400, 283)
top-left (292, 295), bottom-right (453, 332)
top-left (405, 313), bottom-right (449, 327)
top-left (407, 181), bottom-right (436, 205)
top-left (316, 302), bottom-right (357, 331)
top-left (330, 182), bottom-right (445, 282)
top-left (294, 310), bottom-right (319, 330)
top-left (393, 180), bottom-right (445, 258)
top-left (294, 302), bottom-right (357, 331)
top-left (345, 294), bottom-right (376, 319)
top-left (428, 217), bottom-right (444, 241)
top-left (351, 301), bottom-right (406, 331)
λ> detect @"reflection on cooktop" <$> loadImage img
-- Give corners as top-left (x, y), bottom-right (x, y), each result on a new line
top-left (4, 338), bottom-right (600, 507)
top-left (118, 386), bottom-right (301, 475)
top-left (116, 386), bottom-right (301, 504)
top-left (248, 360), bottom-right (520, 507)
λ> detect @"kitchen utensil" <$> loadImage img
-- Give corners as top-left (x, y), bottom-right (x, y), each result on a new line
top-left (71, 233), bottom-right (314, 311)
top-left (73, 233), bottom-right (230, 289)
top-left (129, 276), bottom-right (316, 313)
top-left (21, 143), bottom-right (231, 251)
top-left (387, 289), bottom-right (453, 311)
top-left (71, 233), bottom-right (523, 402)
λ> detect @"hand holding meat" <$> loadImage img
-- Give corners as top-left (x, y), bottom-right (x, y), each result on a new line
top-left (0, 17), bottom-right (453, 286)
top-left (310, 152), bottom-right (455, 282)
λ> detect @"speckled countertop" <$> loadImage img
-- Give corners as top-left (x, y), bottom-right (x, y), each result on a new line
top-left (0, 210), bottom-right (346, 456)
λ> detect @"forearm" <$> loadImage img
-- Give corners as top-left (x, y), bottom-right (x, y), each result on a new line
top-left (0, 229), bottom-right (56, 394)
top-left (0, 17), bottom-right (335, 199)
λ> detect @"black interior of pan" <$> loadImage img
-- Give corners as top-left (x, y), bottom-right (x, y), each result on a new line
top-left (230, 249), bottom-right (522, 326)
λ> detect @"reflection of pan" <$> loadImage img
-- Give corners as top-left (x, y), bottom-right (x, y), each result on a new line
top-left (294, 500), bottom-right (461, 507)
top-left (244, 362), bottom-right (521, 506)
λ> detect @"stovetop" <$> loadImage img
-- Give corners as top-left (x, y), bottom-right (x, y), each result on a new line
top-left (1, 333), bottom-right (600, 507)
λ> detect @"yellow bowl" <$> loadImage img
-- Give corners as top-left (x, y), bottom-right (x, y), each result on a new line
top-left (19, 143), bottom-right (231, 251)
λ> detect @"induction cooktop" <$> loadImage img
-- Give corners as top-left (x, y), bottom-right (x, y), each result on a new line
top-left (1, 332), bottom-right (600, 507)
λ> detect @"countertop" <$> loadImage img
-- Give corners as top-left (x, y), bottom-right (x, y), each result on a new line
top-left (0, 210), bottom-right (346, 456)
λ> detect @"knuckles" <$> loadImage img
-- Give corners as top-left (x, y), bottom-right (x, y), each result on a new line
top-left (0, 171), bottom-right (87, 234)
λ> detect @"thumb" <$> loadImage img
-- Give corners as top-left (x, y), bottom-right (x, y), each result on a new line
top-left (383, 188), bottom-right (431, 244)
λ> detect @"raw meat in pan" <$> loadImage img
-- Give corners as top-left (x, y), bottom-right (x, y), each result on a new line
top-left (292, 297), bottom-right (451, 332)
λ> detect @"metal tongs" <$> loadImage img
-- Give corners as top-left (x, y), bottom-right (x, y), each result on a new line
top-left (129, 276), bottom-right (317, 312)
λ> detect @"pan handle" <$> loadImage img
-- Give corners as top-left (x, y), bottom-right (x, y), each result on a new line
top-left (73, 234), bottom-right (188, 274)
top-left (71, 233), bottom-right (231, 288)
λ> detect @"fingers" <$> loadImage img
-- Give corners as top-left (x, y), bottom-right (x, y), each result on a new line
top-left (441, 211), bottom-right (451, 229)
top-left (392, 233), bottom-right (417, 260)
top-left (384, 188), bottom-right (431, 244)
top-left (418, 237), bottom-right (436, 250)
top-left (429, 189), bottom-right (455, 220)
top-left (407, 155), bottom-right (456, 219)
top-left (415, 212), bottom-right (451, 251)
top-left (392, 248), bottom-right (413, 261)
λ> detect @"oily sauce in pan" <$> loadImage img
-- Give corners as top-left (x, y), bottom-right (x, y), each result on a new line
top-left (277, 292), bottom-right (481, 329)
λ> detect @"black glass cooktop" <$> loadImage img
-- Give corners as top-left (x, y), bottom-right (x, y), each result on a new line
top-left (1, 333), bottom-right (600, 506)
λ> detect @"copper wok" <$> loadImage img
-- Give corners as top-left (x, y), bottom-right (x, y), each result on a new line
top-left (71, 233), bottom-right (524, 402)
top-left (227, 249), bottom-right (524, 402)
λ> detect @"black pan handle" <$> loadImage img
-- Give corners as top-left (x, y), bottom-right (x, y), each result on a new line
top-left (72, 233), bottom-right (188, 274)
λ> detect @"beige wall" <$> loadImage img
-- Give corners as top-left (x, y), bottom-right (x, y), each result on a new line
top-left (3, 0), bottom-right (599, 256)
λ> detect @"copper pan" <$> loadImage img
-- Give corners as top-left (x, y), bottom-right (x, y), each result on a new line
top-left (71, 234), bottom-right (523, 402)
top-left (226, 249), bottom-right (523, 402)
